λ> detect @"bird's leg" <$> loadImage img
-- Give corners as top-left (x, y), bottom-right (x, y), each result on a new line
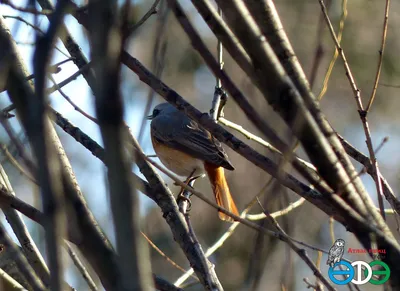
top-left (177, 169), bottom-right (202, 213)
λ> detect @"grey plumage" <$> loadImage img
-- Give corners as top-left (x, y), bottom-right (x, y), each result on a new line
top-left (327, 239), bottom-right (345, 267)
top-left (149, 103), bottom-right (234, 170)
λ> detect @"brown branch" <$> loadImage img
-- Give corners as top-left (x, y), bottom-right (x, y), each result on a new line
top-left (318, 0), bottom-right (386, 220)
top-left (137, 1), bottom-right (169, 143)
top-left (125, 129), bottom-right (224, 290)
top-left (257, 196), bottom-right (335, 291)
top-left (1, 14), bottom-right (123, 291)
top-left (308, 0), bottom-right (331, 89)
top-left (48, 73), bottom-right (97, 123)
top-left (32, 1), bottom-right (71, 289)
top-left (0, 224), bottom-right (46, 290)
top-left (141, 232), bottom-right (196, 279)
top-left (317, 0), bottom-right (347, 100)
top-left (35, 0), bottom-right (97, 93)
top-left (50, 112), bottom-right (221, 291)
top-left (0, 186), bottom-right (183, 291)
top-left (190, 0), bottom-right (253, 81)
top-left (0, 143), bottom-right (36, 184)
top-left (127, 0), bottom-right (161, 35)
top-left (69, 1), bottom-right (400, 287)
top-left (90, 0), bottom-right (153, 288)
top-left (46, 62), bottom-right (92, 95)
top-left (64, 242), bottom-right (97, 291)
top-left (339, 135), bottom-right (400, 214)
top-left (366, 0), bottom-right (391, 112)
top-left (0, 165), bottom-right (49, 286)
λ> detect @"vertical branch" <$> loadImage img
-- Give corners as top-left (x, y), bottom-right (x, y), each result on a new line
top-left (318, 0), bottom-right (386, 220)
top-left (32, 1), bottom-right (71, 289)
top-left (210, 6), bottom-right (224, 121)
top-left (137, 1), bottom-right (169, 144)
top-left (128, 133), bottom-right (224, 291)
top-left (366, 0), bottom-right (391, 112)
top-left (317, 0), bottom-right (347, 100)
top-left (90, 0), bottom-right (152, 290)
top-left (308, 0), bottom-right (331, 89)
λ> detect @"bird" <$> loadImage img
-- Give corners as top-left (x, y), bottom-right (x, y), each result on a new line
top-left (326, 239), bottom-right (345, 267)
top-left (148, 102), bottom-right (239, 221)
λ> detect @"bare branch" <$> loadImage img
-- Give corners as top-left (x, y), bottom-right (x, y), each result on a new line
top-left (366, 0), bottom-right (391, 111)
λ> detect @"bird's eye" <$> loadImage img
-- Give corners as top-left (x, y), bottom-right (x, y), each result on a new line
top-left (153, 109), bottom-right (160, 117)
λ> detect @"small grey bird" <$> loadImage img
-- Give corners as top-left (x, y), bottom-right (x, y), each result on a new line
top-left (327, 239), bottom-right (345, 267)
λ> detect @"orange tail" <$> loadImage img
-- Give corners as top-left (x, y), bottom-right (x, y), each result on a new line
top-left (204, 163), bottom-right (239, 222)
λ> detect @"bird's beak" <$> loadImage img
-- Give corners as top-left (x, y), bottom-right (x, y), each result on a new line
top-left (146, 114), bottom-right (153, 120)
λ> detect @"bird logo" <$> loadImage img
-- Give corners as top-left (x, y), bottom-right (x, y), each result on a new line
top-left (327, 239), bottom-right (345, 267)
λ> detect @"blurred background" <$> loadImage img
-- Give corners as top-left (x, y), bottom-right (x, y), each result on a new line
top-left (1, 0), bottom-right (400, 290)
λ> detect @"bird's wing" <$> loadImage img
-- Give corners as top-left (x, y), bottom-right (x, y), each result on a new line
top-left (332, 247), bottom-right (343, 258)
top-left (327, 246), bottom-right (336, 260)
top-left (152, 115), bottom-right (234, 170)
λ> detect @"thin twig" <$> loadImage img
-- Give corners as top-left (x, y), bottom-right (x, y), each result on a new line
top-left (137, 1), bottom-right (169, 144)
top-left (338, 135), bottom-right (400, 215)
top-left (0, 144), bottom-right (36, 184)
top-left (175, 180), bottom-right (272, 286)
top-left (91, 0), bottom-right (153, 288)
top-left (210, 5), bottom-right (224, 121)
top-left (219, 117), bottom-right (316, 170)
top-left (27, 57), bottom-right (75, 80)
top-left (127, 0), bottom-right (161, 35)
top-left (0, 118), bottom-right (36, 173)
top-left (48, 74), bottom-right (97, 123)
top-left (318, 0), bottom-right (386, 221)
top-left (246, 198), bottom-right (306, 221)
top-left (46, 62), bottom-right (92, 95)
top-left (2, 15), bottom-right (43, 33)
top-left (317, 0), bottom-right (347, 100)
top-left (64, 242), bottom-right (97, 291)
top-left (141, 232), bottom-right (196, 279)
top-left (146, 156), bottom-right (327, 254)
top-left (309, 0), bottom-right (331, 89)
top-left (256, 196), bottom-right (335, 291)
top-left (33, 1), bottom-right (72, 289)
top-left (365, 0), bottom-right (391, 112)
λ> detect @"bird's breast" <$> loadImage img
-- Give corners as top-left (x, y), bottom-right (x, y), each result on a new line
top-left (152, 137), bottom-right (204, 177)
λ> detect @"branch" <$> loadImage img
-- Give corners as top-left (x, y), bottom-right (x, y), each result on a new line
top-left (0, 185), bottom-right (182, 291)
top-left (0, 0), bottom-right (53, 15)
top-left (366, 0), bottom-right (391, 111)
top-left (33, 0), bottom-right (71, 288)
top-left (318, 0), bottom-right (386, 220)
top-left (90, 0), bottom-right (153, 288)
top-left (0, 165), bottom-right (49, 286)
top-left (0, 226), bottom-right (45, 291)
top-left (127, 0), bottom-right (161, 35)
top-left (339, 135), bottom-right (400, 214)
top-left (126, 130), bottom-right (224, 290)
top-left (1, 13), bottom-right (124, 291)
